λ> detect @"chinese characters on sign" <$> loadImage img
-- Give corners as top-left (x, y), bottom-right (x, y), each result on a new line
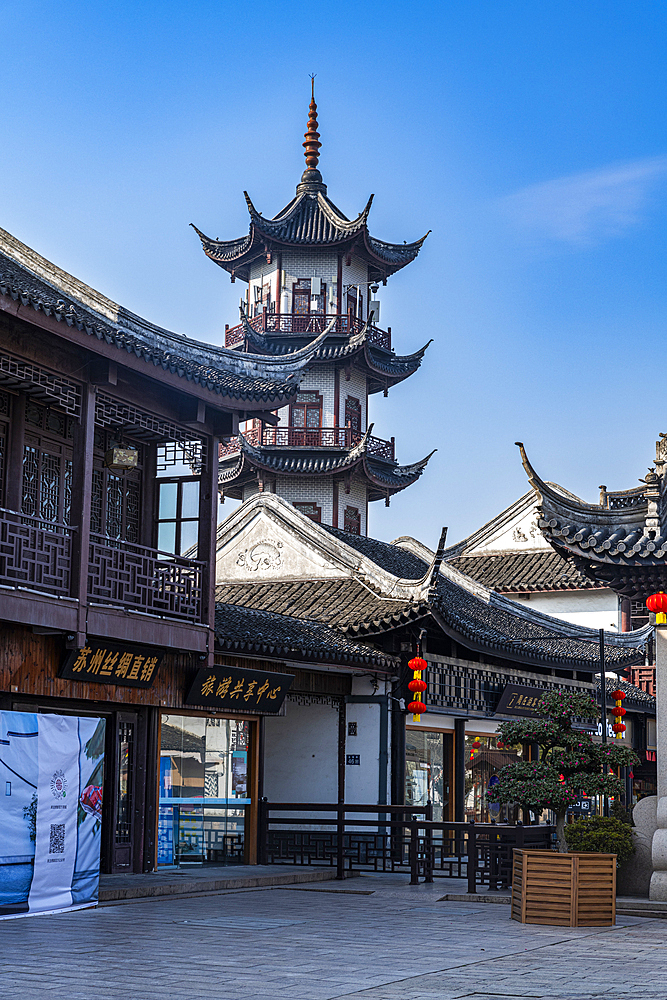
top-left (59, 642), bottom-right (164, 688)
top-left (495, 683), bottom-right (546, 718)
top-left (185, 666), bottom-right (294, 713)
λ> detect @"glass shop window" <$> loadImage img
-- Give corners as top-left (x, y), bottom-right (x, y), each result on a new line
top-left (465, 735), bottom-right (523, 824)
top-left (405, 730), bottom-right (446, 821)
top-left (158, 715), bottom-right (250, 866)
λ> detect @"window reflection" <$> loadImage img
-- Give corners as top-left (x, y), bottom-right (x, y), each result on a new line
top-left (405, 730), bottom-right (446, 821)
top-left (158, 715), bottom-right (249, 866)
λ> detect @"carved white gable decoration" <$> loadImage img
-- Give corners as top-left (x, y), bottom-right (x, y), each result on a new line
top-left (460, 492), bottom-right (550, 555)
top-left (217, 504), bottom-right (348, 583)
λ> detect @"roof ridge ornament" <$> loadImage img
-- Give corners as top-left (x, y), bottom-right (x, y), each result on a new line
top-left (303, 75), bottom-right (321, 172)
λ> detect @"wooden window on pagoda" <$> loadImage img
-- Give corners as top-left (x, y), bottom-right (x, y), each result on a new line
top-left (22, 400), bottom-right (74, 525)
top-left (346, 287), bottom-right (357, 317)
top-left (290, 391), bottom-right (322, 445)
top-left (344, 505), bottom-right (361, 535)
top-left (294, 501), bottom-right (321, 524)
top-left (345, 397), bottom-right (362, 443)
top-left (91, 428), bottom-right (142, 543)
top-left (292, 280), bottom-right (311, 316)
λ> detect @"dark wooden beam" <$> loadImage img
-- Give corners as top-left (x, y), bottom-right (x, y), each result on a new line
top-left (69, 384), bottom-right (96, 644)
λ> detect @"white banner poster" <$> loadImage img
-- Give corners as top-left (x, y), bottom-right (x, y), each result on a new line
top-left (0, 711), bottom-right (105, 919)
top-left (28, 715), bottom-right (80, 912)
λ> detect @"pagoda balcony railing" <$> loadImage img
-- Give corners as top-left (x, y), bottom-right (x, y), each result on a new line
top-left (225, 312), bottom-right (391, 351)
top-left (220, 427), bottom-right (395, 461)
top-left (0, 506), bottom-right (73, 597)
top-left (88, 534), bottom-right (204, 622)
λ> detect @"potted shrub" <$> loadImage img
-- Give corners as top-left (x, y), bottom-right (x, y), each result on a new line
top-left (487, 690), bottom-right (638, 926)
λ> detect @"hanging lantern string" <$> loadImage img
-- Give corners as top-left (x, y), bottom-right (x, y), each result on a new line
top-left (611, 688), bottom-right (626, 739)
top-left (408, 654), bottom-right (427, 722)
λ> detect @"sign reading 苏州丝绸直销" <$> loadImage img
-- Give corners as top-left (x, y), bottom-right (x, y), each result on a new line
top-left (59, 641), bottom-right (163, 688)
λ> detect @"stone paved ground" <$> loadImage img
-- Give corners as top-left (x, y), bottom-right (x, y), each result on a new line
top-left (1, 873), bottom-right (665, 1000)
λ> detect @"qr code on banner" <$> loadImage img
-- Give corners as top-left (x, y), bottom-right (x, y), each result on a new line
top-left (49, 823), bottom-right (65, 855)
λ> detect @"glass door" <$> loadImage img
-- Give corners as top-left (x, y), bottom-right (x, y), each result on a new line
top-left (157, 715), bottom-right (251, 867)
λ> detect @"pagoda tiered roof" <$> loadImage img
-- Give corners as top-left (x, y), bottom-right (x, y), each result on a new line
top-left (518, 440), bottom-right (667, 599)
top-left (230, 311), bottom-right (431, 394)
top-left (219, 424), bottom-right (434, 502)
top-left (192, 184), bottom-right (428, 284)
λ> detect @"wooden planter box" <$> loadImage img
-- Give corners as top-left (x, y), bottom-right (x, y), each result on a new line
top-left (511, 849), bottom-right (616, 927)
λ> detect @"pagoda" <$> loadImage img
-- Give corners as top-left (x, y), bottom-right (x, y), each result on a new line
top-left (517, 438), bottom-right (667, 600)
top-left (192, 83), bottom-right (433, 535)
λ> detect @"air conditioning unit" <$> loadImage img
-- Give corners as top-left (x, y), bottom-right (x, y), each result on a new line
top-left (311, 277), bottom-right (321, 296)
top-left (369, 300), bottom-right (381, 323)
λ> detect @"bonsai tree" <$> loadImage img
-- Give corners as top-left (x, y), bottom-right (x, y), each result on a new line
top-left (486, 689), bottom-right (639, 852)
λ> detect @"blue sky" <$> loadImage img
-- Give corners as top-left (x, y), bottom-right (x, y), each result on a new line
top-left (1, 1), bottom-right (666, 548)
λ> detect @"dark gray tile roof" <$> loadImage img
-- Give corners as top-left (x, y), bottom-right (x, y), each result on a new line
top-left (214, 602), bottom-right (398, 670)
top-left (194, 184), bottom-right (429, 282)
top-left (599, 677), bottom-right (655, 712)
top-left (448, 550), bottom-right (602, 593)
top-left (0, 244), bottom-right (315, 406)
top-left (517, 441), bottom-right (667, 599)
top-left (318, 525), bottom-right (650, 670)
top-left (216, 578), bottom-right (424, 630)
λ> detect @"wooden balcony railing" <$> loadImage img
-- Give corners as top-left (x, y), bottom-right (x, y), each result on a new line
top-left (220, 427), bottom-right (395, 461)
top-left (0, 507), bottom-right (73, 597)
top-left (225, 312), bottom-right (391, 351)
top-left (88, 535), bottom-right (204, 622)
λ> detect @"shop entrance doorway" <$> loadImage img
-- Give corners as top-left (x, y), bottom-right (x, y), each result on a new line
top-left (158, 714), bottom-right (253, 866)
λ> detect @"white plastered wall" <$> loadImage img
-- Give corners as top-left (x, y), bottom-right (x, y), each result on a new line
top-left (510, 589), bottom-right (619, 630)
top-left (263, 697), bottom-right (339, 803)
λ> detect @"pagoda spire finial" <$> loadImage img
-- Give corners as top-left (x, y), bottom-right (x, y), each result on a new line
top-left (303, 75), bottom-right (321, 171)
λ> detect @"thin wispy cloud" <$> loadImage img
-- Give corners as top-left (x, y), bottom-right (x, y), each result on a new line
top-left (500, 156), bottom-right (667, 244)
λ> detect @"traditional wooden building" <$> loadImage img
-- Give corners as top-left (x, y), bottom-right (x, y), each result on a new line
top-left (215, 493), bottom-right (651, 824)
top-left (194, 84), bottom-right (433, 534)
top-left (0, 223), bottom-right (329, 874)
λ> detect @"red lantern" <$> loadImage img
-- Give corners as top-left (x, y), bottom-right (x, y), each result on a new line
top-left (610, 690), bottom-right (626, 701)
top-left (612, 723), bottom-right (626, 734)
top-left (472, 739), bottom-right (481, 749)
top-left (611, 706), bottom-right (626, 717)
top-left (647, 591), bottom-right (667, 624)
top-left (408, 656), bottom-right (427, 720)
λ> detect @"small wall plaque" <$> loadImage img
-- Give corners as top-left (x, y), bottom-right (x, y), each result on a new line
top-left (346, 754), bottom-right (360, 765)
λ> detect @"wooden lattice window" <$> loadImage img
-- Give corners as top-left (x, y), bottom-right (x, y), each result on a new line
top-left (294, 502), bottom-right (321, 524)
top-left (345, 397), bottom-right (361, 438)
top-left (22, 401), bottom-right (73, 525)
top-left (0, 389), bottom-right (9, 507)
top-left (291, 392), bottom-right (322, 430)
top-left (292, 279), bottom-right (311, 316)
top-left (91, 429), bottom-right (142, 542)
top-left (344, 505), bottom-right (361, 535)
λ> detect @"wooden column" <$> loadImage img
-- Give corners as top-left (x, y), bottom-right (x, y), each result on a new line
top-left (454, 717), bottom-right (466, 822)
top-left (70, 384), bottom-right (96, 644)
top-left (140, 442), bottom-right (158, 549)
top-left (198, 432), bottom-right (220, 668)
top-left (5, 393), bottom-right (25, 512)
top-left (621, 597), bottom-right (632, 632)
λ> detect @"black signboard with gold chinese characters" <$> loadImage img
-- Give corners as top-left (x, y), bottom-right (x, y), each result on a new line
top-left (495, 683), bottom-right (545, 718)
top-left (185, 666), bottom-right (294, 713)
top-left (60, 641), bottom-right (163, 688)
